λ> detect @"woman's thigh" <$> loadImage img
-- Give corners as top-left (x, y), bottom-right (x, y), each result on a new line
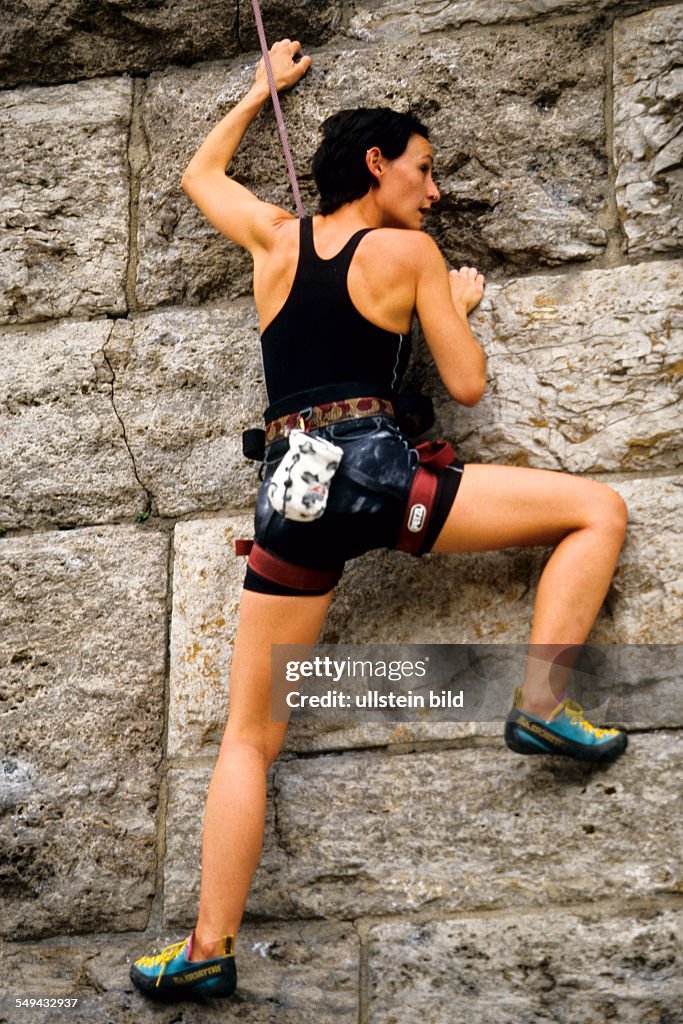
top-left (430, 463), bottom-right (624, 554)
top-left (223, 588), bottom-right (335, 760)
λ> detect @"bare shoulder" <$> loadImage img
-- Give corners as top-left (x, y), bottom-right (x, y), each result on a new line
top-left (364, 228), bottom-right (442, 272)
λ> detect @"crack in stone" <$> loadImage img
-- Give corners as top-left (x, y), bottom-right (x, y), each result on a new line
top-left (125, 79), bottom-right (150, 314)
top-left (236, 0), bottom-right (245, 52)
top-left (100, 323), bottom-right (155, 519)
top-left (270, 763), bottom-right (293, 869)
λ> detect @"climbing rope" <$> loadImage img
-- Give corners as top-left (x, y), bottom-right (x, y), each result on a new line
top-left (251, 0), bottom-right (305, 218)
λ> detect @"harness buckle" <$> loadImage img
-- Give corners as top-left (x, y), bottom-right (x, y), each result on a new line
top-left (297, 406), bottom-right (314, 432)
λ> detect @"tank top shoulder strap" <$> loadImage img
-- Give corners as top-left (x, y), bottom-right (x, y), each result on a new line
top-left (298, 215), bottom-right (315, 262)
top-left (298, 216), bottom-right (375, 275)
top-left (334, 225), bottom-right (375, 273)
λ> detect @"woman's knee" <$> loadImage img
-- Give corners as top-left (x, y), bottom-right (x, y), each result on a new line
top-left (220, 723), bottom-right (287, 770)
top-left (590, 483), bottom-right (628, 541)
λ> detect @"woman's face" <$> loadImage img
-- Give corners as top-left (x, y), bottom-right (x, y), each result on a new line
top-left (369, 134), bottom-right (440, 229)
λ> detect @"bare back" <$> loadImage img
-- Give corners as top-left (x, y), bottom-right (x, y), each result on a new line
top-left (252, 215), bottom-right (420, 337)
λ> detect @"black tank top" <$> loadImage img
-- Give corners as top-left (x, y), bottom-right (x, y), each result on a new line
top-left (260, 217), bottom-right (410, 414)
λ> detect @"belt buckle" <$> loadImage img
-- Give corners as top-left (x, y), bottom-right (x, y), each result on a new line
top-left (297, 406), bottom-right (314, 433)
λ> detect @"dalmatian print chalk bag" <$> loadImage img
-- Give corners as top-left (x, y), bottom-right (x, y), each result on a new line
top-left (267, 429), bottom-right (344, 522)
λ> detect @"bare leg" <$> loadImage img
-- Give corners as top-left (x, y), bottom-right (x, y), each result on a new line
top-left (189, 587), bottom-right (334, 961)
top-left (431, 464), bottom-right (628, 718)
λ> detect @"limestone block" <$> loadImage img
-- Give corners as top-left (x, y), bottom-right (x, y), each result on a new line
top-left (367, 908), bottom-right (683, 1024)
top-left (166, 516), bottom-right (509, 759)
top-left (0, 78), bottom-right (131, 325)
top-left (349, 0), bottom-right (626, 39)
top-left (0, 526), bottom-right (169, 939)
top-left (164, 478), bottom-right (680, 761)
top-left (614, 5), bottom-right (683, 255)
top-left (163, 763), bottom-right (290, 928)
top-left (137, 24), bottom-right (607, 308)
top-left (165, 512), bottom-right (544, 759)
top-left (168, 513), bottom-right (254, 757)
top-left (0, 319), bottom-right (147, 529)
top-left (1, 921), bottom-right (358, 1022)
top-left (609, 476), bottom-right (683, 644)
top-left (163, 733), bottom-right (682, 923)
top-left (103, 307), bottom-right (265, 518)
top-left (327, 478), bottom-right (681, 648)
top-left (0, 1), bottom-right (239, 88)
top-left (433, 260), bottom-right (682, 473)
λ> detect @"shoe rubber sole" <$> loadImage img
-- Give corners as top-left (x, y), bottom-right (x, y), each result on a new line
top-left (130, 960), bottom-right (236, 1002)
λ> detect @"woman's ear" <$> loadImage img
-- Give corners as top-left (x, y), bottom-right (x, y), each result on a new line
top-left (365, 146), bottom-right (383, 181)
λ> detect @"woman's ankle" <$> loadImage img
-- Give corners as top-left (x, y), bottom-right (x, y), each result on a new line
top-left (188, 929), bottom-right (233, 962)
top-left (516, 686), bottom-right (565, 721)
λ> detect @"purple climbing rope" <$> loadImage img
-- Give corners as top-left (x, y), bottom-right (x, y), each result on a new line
top-left (251, 0), bottom-right (305, 218)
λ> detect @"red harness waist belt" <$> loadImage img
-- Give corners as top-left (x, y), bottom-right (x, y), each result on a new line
top-left (395, 440), bottom-right (458, 555)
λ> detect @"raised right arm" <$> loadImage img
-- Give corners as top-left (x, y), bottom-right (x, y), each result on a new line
top-left (412, 234), bottom-right (487, 407)
top-left (181, 40), bottom-right (311, 255)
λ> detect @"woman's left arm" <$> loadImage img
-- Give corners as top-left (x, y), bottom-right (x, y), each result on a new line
top-left (181, 39), bottom-right (311, 254)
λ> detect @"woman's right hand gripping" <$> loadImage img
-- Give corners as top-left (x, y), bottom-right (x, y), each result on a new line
top-left (255, 38), bottom-right (312, 94)
top-left (449, 266), bottom-right (486, 315)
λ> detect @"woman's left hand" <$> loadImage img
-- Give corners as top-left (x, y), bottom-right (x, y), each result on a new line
top-left (255, 39), bottom-right (312, 93)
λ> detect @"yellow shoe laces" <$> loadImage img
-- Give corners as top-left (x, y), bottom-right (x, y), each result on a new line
top-left (135, 938), bottom-right (189, 987)
top-left (560, 700), bottom-right (618, 739)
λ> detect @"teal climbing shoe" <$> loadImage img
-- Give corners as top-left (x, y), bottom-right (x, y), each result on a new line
top-left (505, 687), bottom-right (627, 762)
top-left (130, 933), bottom-right (236, 1001)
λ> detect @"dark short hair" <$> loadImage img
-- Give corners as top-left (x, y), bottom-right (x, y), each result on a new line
top-left (311, 107), bottom-right (430, 215)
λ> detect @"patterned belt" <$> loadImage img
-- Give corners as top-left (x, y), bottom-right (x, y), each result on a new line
top-left (265, 396), bottom-right (395, 446)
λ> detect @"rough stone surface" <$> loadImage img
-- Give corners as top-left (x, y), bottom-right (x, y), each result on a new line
top-left (0, 526), bottom-right (169, 940)
top-left (431, 260), bottom-right (683, 473)
top-left (324, 476), bottom-right (681, 647)
top-left (608, 476), bottom-right (683, 644)
top-left (367, 907), bottom-right (683, 1024)
top-left (0, 78), bottom-right (131, 325)
top-left (168, 513), bottom-right (254, 757)
top-left (137, 24), bottom-right (608, 309)
top-left (2, 5), bottom-right (682, 1019)
top-left (349, 0), bottom-right (631, 39)
top-left (0, 319), bottom-right (146, 530)
top-left (163, 733), bottom-right (682, 925)
top-left (1, 921), bottom-right (358, 1022)
top-left (613, 5), bottom-right (683, 255)
top-left (135, 59), bottom-right (258, 312)
top-left (238, 0), bottom-right (344, 49)
top-left (103, 307), bottom-right (265, 518)
top-left (163, 763), bottom-right (289, 928)
top-left (166, 518), bottom-right (524, 759)
top-left (0, 1), bottom-right (239, 88)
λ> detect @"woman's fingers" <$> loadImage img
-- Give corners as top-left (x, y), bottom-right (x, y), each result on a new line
top-left (261, 39), bottom-right (311, 90)
top-left (450, 266), bottom-right (486, 314)
top-left (458, 266), bottom-right (486, 285)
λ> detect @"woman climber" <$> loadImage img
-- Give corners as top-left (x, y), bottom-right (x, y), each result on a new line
top-left (130, 38), bottom-right (628, 1002)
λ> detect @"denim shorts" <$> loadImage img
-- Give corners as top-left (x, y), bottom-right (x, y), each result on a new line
top-left (244, 415), bottom-right (464, 596)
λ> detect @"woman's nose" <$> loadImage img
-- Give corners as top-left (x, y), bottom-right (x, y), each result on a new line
top-left (427, 176), bottom-right (440, 203)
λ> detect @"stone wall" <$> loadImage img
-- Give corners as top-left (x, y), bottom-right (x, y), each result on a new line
top-left (1, 2), bottom-right (682, 1021)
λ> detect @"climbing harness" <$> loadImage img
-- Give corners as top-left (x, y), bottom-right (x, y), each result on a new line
top-left (251, 0), bottom-right (305, 217)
